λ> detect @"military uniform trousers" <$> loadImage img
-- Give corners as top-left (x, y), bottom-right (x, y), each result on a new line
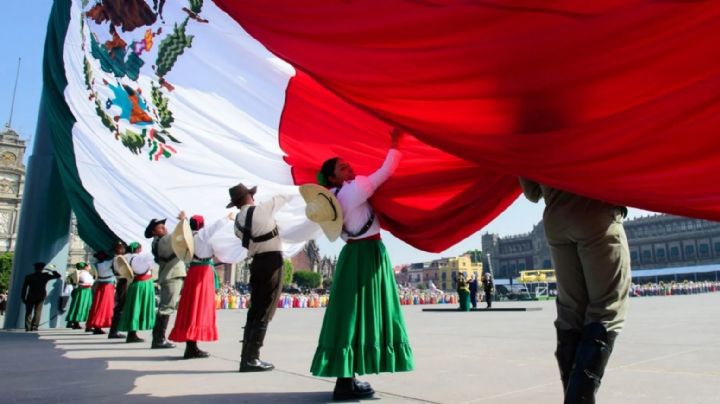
top-left (544, 205), bottom-right (631, 333)
top-left (157, 277), bottom-right (184, 316)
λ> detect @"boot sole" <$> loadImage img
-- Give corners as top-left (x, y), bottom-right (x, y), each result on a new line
top-left (239, 367), bottom-right (274, 372)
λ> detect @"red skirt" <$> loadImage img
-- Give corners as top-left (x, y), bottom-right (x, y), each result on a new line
top-left (86, 282), bottom-right (116, 328)
top-left (169, 263), bottom-right (218, 342)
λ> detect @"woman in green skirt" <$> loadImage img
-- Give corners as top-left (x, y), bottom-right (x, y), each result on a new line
top-left (457, 272), bottom-right (471, 311)
top-left (311, 129), bottom-right (413, 401)
top-left (118, 243), bottom-right (156, 343)
top-left (66, 262), bottom-right (95, 329)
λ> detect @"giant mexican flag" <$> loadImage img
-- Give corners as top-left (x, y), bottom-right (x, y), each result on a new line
top-left (42, 0), bottom-right (720, 256)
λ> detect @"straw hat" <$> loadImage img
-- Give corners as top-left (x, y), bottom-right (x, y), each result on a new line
top-left (299, 184), bottom-right (343, 241)
top-left (171, 218), bottom-right (195, 261)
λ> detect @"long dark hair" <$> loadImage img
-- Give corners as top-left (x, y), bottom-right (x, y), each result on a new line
top-left (318, 157), bottom-right (339, 187)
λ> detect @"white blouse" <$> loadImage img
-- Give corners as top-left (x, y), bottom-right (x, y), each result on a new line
top-left (128, 253), bottom-right (155, 275)
top-left (78, 270), bottom-right (95, 287)
top-left (193, 217), bottom-right (231, 259)
top-left (332, 148), bottom-right (401, 241)
top-left (96, 260), bottom-right (115, 282)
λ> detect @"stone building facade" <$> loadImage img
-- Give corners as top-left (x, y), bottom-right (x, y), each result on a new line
top-left (0, 126), bottom-right (25, 252)
top-left (0, 126), bottom-right (91, 273)
top-left (482, 214), bottom-right (720, 279)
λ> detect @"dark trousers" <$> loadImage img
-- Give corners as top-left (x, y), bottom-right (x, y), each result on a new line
top-left (484, 290), bottom-right (493, 307)
top-left (246, 252), bottom-right (283, 326)
top-left (109, 279), bottom-right (128, 335)
top-left (25, 300), bottom-right (44, 331)
top-left (470, 291), bottom-right (478, 308)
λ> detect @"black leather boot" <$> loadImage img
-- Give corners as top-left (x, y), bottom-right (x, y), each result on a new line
top-left (93, 328), bottom-right (106, 335)
top-left (556, 328), bottom-right (582, 393)
top-left (152, 314), bottom-right (175, 349)
top-left (239, 322), bottom-right (274, 372)
top-left (564, 323), bottom-right (617, 404)
top-left (333, 377), bottom-right (375, 401)
top-left (184, 341), bottom-right (209, 359)
top-left (126, 331), bottom-right (145, 343)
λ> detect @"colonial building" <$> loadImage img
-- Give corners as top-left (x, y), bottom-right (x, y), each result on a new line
top-left (482, 214), bottom-right (720, 279)
top-left (0, 126), bottom-right (25, 252)
top-left (291, 239), bottom-right (320, 272)
top-left (1, 125), bottom-right (91, 273)
top-left (401, 255), bottom-right (483, 291)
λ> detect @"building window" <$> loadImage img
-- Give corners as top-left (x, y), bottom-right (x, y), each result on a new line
top-left (670, 246), bottom-right (679, 258)
top-left (656, 248), bottom-right (665, 259)
top-left (699, 244), bottom-right (709, 258)
top-left (510, 264), bottom-right (516, 272)
top-left (441, 272), bottom-right (446, 280)
top-left (631, 251), bottom-right (639, 261)
top-left (543, 260), bottom-right (552, 268)
top-left (715, 242), bottom-right (720, 253)
top-left (685, 245), bottom-right (695, 257)
top-left (442, 282), bottom-right (446, 290)
top-left (642, 250), bottom-right (652, 261)
top-left (518, 262), bottom-right (526, 271)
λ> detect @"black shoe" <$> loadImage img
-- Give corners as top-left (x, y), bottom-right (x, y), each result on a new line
top-left (93, 328), bottom-right (106, 335)
top-left (71, 322), bottom-right (83, 330)
top-left (108, 332), bottom-right (126, 339)
top-left (152, 340), bottom-right (176, 349)
top-left (333, 377), bottom-right (375, 401)
top-left (31, 327), bottom-right (39, 332)
top-left (353, 377), bottom-right (374, 394)
top-left (184, 347), bottom-right (210, 359)
top-left (239, 358), bottom-right (274, 372)
top-left (564, 323), bottom-right (617, 404)
top-left (126, 333), bottom-right (145, 343)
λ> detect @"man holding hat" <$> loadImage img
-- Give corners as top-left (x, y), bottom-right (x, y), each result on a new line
top-left (146, 217), bottom-right (187, 349)
top-left (228, 183), bottom-right (290, 372)
top-left (21, 262), bottom-right (61, 331)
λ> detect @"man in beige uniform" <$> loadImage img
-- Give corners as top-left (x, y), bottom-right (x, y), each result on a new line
top-left (519, 178), bottom-right (631, 404)
top-left (146, 218), bottom-right (187, 349)
top-left (227, 183), bottom-right (290, 372)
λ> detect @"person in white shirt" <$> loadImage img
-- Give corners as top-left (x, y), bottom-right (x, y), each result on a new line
top-left (310, 128), bottom-right (414, 401)
top-left (169, 212), bottom-right (233, 359)
top-left (118, 243), bottom-right (157, 343)
top-left (228, 183), bottom-right (289, 372)
top-left (86, 251), bottom-right (116, 334)
top-left (108, 241), bottom-right (129, 339)
top-left (66, 262), bottom-right (95, 330)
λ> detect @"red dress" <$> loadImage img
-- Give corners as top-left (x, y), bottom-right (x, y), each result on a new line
top-left (169, 261), bottom-right (218, 342)
top-left (86, 282), bottom-right (116, 328)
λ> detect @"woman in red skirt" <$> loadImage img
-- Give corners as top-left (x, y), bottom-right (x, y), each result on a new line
top-left (169, 212), bottom-right (233, 359)
top-left (86, 251), bottom-right (116, 334)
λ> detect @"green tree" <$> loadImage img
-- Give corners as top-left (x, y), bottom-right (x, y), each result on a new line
top-left (282, 259), bottom-right (294, 287)
top-left (464, 249), bottom-right (484, 263)
top-left (293, 271), bottom-right (322, 289)
top-left (0, 252), bottom-right (14, 293)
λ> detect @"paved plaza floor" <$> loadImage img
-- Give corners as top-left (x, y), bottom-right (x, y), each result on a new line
top-left (1, 293), bottom-right (719, 403)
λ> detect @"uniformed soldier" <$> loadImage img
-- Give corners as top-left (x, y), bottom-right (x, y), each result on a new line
top-left (146, 218), bottom-right (187, 349)
top-left (519, 178), bottom-right (631, 404)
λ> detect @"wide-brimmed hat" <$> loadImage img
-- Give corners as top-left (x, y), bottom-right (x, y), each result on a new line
top-left (299, 183), bottom-right (343, 241)
top-left (226, 183), bottom-right (257, 208)
top-left (144, 218), bottom-right (167, 239)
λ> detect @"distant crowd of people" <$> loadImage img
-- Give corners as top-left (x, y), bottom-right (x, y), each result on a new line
top-left (630, 280), bottom-right (720, 297)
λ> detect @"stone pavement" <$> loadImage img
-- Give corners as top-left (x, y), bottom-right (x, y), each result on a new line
top-left (1, 293), bottom-right (719, 403)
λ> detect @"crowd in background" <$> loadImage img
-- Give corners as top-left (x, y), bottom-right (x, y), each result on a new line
top-left (630, 280), bottom-right (720, 297)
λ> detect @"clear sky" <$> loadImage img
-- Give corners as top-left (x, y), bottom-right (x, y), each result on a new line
top-left (1, 0), bottom-right (653, 265)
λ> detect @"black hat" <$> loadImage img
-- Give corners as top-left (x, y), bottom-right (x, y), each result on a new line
top-left (144, 218), bottom-right (167, 239)
top-left (34, 262), bottom-right (46, 271)
top-left (226, 183), bottom-right (257, 208)
top-left (93, 251), bottom-right (110, 261)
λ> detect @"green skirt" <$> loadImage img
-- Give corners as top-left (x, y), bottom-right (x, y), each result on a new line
top-left (458, 290), bottom-right (471, 311)
top-left (66, 287), bottom-right (93, 322)
top-left (118, 279), bottom-right (156, 331)
top-left (310, 239), bottom-right (414, 377)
